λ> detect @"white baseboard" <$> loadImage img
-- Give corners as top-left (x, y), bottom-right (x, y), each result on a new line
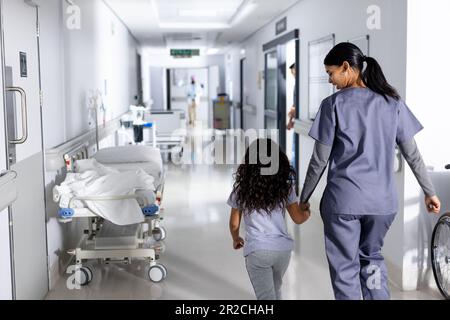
top-left (48, 258), bottom-right (60, 291)
top-left (48, 235), bottom-right (84, 291)
top-left (385, 257), bottom-right (402, 290)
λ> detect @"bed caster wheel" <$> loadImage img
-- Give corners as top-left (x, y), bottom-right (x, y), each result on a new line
top-left (153, 241), bottom-right (166, 254)
top-left (152, 227), bottom-right (166, 241)
top-left (148, 264), bottom-right (167, 283)
top-left (74, 266), bottom-right (93, 286)
top-left (84, 266), bottom-right (93, 283)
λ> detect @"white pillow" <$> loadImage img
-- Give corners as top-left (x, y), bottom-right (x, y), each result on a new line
top-left (93, 146), bottom-right (162, 164)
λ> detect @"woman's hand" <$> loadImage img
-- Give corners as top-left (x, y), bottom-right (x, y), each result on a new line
top-left (425, 195), bottom-right (441, 214)
top-left (233, 237), bottom-right (245, 250)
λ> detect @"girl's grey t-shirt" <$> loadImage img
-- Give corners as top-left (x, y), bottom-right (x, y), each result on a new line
top-left (309, 88), bottom-right (423, 215)
top-left (227, 188), bottom-right (297, 256)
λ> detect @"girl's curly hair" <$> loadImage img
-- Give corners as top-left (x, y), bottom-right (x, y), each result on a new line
top-left (232, 139), bottom-right (296, 215)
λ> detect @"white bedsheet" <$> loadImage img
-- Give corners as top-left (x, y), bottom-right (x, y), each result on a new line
top-left (93, 146), bottom-right (163, 184)
top-left (104, 162), bottom-right (162, 185)
top-left (53, 159), bottom-right (155, 225)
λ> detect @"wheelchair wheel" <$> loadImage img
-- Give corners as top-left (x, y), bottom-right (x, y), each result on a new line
top-left (431, 213), bottom-right (450, 299)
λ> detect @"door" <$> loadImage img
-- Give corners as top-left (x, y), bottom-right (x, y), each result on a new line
top-left (0, 7), bottom-right (12, 298)
top-left (240, 58), bottom-right (245, 130)
top-left (2, 0), bottom-right (48, 299)
top-left (150, 66), bottom-right (165, 110)
top-left (264, 50), bottom-right (278, 133)
top-left (285, 39), bottom-right (299, 180)
top-left (136, 53), bottom-right (143, 105)
top-left (264, 45), bottom-right (287, 151)
top-left (208, 65), bottom-right (220, 128)
top-left (263, 30), bottom-right (300, 179)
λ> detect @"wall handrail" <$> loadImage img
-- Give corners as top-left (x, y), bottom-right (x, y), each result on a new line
top-left (45, 113), bottom-right (125, 171)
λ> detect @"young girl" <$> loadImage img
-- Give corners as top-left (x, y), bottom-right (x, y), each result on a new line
top-left (228, 138), bottom-right (310, 300)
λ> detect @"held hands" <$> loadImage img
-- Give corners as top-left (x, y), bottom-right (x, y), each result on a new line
top-left (299, 202), bottom-right (311, 223)
top-left (233, 237), bottom-right (245, 250)
top-left (425, 195), bottom-right (441, 214)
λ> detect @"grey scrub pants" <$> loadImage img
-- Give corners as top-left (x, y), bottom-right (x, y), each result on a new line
top-left (321, 212), bottom-right (396, 300)
top-left (245, 250), bottom-right (291, 300)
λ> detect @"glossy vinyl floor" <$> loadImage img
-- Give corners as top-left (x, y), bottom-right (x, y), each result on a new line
top-left (46, 146), bottom-right (443, 300)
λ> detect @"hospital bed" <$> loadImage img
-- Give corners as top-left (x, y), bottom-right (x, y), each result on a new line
top-left (130, 110), bottom-right (187, 162)
top-left (54, 145), bottom-right (168, 285)
top-left (119, 109), bottom-right (187, 162)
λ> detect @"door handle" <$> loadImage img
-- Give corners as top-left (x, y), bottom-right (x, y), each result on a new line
top-left (6, 87), bottom-right (28, 144)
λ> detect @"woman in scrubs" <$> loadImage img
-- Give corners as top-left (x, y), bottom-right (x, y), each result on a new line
top-left (299, 42), bottom-right (441, 300)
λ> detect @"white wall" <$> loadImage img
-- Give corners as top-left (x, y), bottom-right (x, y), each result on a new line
top-left (226, 0), bottom-right (408, 290)
top-left (404, 0), bottom-right (450, 291)
top-left (63, 0), bottom-right (139, 140)
top-left (224, 48), bottom-right (243, 129)
top-left (40, 0), bottom-right (66, 148)
top-left (39, 0), bottom-right (140, 287)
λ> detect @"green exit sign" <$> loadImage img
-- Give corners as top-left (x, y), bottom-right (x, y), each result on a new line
top-left (170, 49), bottom-right (200, 58)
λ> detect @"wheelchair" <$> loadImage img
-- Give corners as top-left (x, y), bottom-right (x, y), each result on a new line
top-left (431, 164), bottom-right (450, 299)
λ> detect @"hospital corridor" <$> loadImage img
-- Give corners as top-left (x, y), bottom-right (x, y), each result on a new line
top-left (0, 0), bottom-right (450, 303)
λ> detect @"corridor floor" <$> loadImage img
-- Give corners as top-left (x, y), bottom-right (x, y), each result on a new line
top-left (46, 161), bottom-right (442, 300)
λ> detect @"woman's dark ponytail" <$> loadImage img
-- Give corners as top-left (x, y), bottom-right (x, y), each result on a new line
top-left (324, 42), bottom-right (400, 101)
top-left (362, 56), bottom-right (400, 101)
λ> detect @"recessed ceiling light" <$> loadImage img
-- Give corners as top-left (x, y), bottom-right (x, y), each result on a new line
top-left (159, 22), bottom-right (229, 29)
top-left (179, 10), bottom-right (218, 17)
top-left (206, 48), bottom-right (220, 55)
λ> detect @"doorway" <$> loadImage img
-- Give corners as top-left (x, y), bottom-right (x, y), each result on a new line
top-left (240, 58), bottom-right (245, 130)
top-left (136, 53), bottom-right (143, 105)
top-left (263, 30), bottom-right (300, 184)
top-left (169, 68), bottom-right (209, 128)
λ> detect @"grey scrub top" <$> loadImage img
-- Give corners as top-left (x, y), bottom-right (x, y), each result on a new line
top-left (309, 87), bottom-right (423, 215)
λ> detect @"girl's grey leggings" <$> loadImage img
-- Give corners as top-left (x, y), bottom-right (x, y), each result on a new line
top-left (245, 250), bottom-right (291, 300)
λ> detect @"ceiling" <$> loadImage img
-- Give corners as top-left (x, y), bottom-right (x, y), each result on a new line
top-left (104, 0), bottom-right (300, 54)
